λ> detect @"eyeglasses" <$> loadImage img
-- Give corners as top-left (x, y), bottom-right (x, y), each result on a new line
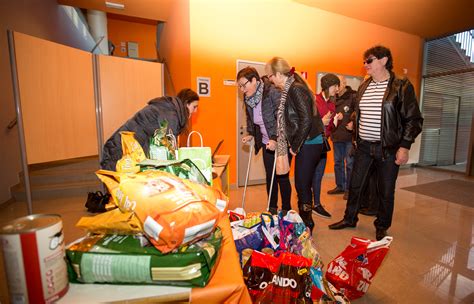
top-left (363, 57), bottom-right (377, 65)
top-left (238, 79), bottom-right (250, 89)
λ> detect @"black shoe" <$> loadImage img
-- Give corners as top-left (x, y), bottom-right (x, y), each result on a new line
top-left (328, 219), bottom-right (356, 230)
top-left (327, 187), bottom-right (345, 195)
top-left (376, 229), bottom-right (388, 241)
top-left (343, 191), bottom-right (349, 200)
top-left (312, 205), bottom-right (331, 218)
top-left (359, 208), bottom-right (377, 216)
top-left (299, 204), bottom-right (314, 232)
top-left (268, 207), bottom-right (278, 215)
top-left (85, 191), bottom-right (109, 213)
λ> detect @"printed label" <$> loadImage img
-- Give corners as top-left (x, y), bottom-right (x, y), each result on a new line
top-left (81, 254), bottom-right (152, 283)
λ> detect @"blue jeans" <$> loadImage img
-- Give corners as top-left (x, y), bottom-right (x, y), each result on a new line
top-left (312, 153), bottom-right (327, 206)
top-left (333, 141), bottom-right (354, 191)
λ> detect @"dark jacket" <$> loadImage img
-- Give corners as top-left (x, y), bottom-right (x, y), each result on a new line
top-left (355, 72), bottom-right (423, 150)
top-left (245, 79), bottom-right (281, 154)
top-left (100, 96), bottom-right (188, 170)
top-left (331, 86), bottom-right (357, 142)
top-left (285, 81), bottom-right (325, 153)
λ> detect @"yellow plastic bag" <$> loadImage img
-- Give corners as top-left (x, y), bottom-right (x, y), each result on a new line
top-left (76, 209), bottom-right (142, 234)
top-left (116, 131), bottom-right (146, 173)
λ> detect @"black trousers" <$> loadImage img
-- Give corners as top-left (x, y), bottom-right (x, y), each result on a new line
top-left (360, 167), bottom-right (380, 212)
top-left (294, 143), bottom-right (323, 206)
top-left (344, 140), bottom-right (400, 229)
top-left (262, 147), bottom-right (292, 211)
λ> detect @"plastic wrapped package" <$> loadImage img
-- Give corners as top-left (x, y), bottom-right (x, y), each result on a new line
top-left (66, 228), bottom-right (222, 287)
top-left (96, 169), bottom-right (228, 253)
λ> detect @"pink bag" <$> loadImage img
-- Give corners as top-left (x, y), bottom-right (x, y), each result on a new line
top-left (325, 236), bottom-right (393, 300)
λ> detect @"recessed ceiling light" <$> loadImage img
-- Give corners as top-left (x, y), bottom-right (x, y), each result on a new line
top-left (105, 1), bottom-right (125, 10)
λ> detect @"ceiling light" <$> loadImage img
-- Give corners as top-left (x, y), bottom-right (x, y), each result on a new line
top-left (105, 1), bottom-right (125, 10)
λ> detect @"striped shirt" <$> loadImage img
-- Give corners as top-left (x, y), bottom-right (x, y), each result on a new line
top-left (359, 79), bottom-right (389, 141)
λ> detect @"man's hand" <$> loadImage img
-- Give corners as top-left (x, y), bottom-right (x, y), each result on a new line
top-left (266, 140), bottom-right (276, 151)
top-left (336, 112), bottom-right (343, 120)
top-left (395, 147), bottom-right (409, 165)
top-left (289, 148), bottom-right (297, 156)
top-left (345, 121), bottom-right (354, 131)
top-left (242, 135), bottom-right (254, 144)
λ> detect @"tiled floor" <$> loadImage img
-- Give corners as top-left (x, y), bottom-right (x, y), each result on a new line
top-left (0, 167), bottom-right (473, 303)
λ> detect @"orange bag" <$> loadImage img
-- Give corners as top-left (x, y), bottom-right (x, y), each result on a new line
top-left (96, 169), bottom-right (228, 253)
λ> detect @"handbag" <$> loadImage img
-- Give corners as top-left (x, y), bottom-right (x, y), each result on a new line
top-left (177, 131), bottom-right (213, 185)
top-left (322, 134), bottom-right (331, 153)
top-left (275, 154), bottom-right (290, 175)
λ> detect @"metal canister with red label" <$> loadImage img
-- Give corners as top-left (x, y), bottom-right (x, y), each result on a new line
top-left (0, 214), bottom-right (69, 304)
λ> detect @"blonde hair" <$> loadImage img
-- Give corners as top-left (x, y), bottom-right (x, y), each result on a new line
top-left (267, 57), bottom-right (315, 97)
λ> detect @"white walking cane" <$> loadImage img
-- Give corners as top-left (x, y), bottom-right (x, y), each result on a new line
top-left (266, 150), bottom-right (278, 211)
top-left (241, 138), bottom-right (278, 212)
top-left (241, 139), bottom-right (254, 210)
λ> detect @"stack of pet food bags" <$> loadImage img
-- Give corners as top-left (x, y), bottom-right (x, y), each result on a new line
top-left (230, 210), bottom-right (350, 303)
top-left (66, 130), bottom-right (228, 288)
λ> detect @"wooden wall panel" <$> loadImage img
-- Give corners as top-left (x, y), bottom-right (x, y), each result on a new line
top-left (14, 32), bottom-right (97, 164)
top-left (98, 55), bottom-right (163, 140)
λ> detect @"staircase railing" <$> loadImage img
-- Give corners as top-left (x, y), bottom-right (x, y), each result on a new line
top-left (454, 30), bottom-right (474, 63)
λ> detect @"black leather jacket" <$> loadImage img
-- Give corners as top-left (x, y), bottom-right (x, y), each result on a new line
top-left (285, 81), bottom-right (325, 153)
top-left (355, 72), bottom-right (423, 150)
top-left (245, 79), bottom-right (280, 154)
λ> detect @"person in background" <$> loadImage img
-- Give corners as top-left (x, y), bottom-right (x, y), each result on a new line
top-left (312, 74), bottom-right (339, 219)
top-left (100, 89), bottom-right (199, 171)
top-left (327, 75), bottom-right (357, 200)
top-left (329, 45), bottom-right (423, 240)
top-left (237, 67), bottom-right (292, 215)
top-left (265, 57), bottom-right (329, 232)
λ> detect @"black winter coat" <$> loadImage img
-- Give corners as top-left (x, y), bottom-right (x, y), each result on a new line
top-left (245, 79), bottom-right (281, 154)
top-left (331, 86), bottom-right (356, 142)
top-left (284, 81), bottom-right (325, 153)
top-left (100, 96), bottom-right (188, 170)
top-left (354, 72), bottom-right (423, 150)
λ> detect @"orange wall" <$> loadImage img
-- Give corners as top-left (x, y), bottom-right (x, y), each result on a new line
top-left (160, 0), bottom-right (191, 95)
top-left (107, 16), bottom-right (157, 59)
top-left (188, 0), bottom-right (423, 185)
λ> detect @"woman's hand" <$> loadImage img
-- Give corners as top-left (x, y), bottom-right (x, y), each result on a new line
top-left (266, 140), bottom-right (276, 151)
top-left (336, 112), bottom-right (343, 120)
top-left (322, 112), bottom-right (332, 126)
top-left (242, 135), bottom-right (254, 144)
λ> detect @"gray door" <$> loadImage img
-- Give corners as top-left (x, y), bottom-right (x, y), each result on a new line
top-left (419, 92), bottom-right (460, 166)
top-left (237, 60), bottom-right (266, 187)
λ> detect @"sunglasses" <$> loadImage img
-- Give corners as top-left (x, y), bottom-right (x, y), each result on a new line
top-left (363, 57), bottom-right (377, 65)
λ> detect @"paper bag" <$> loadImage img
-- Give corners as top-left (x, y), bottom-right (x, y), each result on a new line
top-left (178, 131), bottom-right (212, 185)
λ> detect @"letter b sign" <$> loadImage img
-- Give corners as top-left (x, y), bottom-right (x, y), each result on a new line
top-left (197, 77), bottom-right (211, 97)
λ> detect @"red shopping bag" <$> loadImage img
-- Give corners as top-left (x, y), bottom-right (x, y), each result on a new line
top-left (242, 250), bottom-right (281, 301)
top-left (325, 236), bottom-right (393, 300)
top-left (255, 252), bottom-right (313, 304)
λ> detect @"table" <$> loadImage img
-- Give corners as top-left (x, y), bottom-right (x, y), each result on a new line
top-left (59, 217), bottom-right (251, 303)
